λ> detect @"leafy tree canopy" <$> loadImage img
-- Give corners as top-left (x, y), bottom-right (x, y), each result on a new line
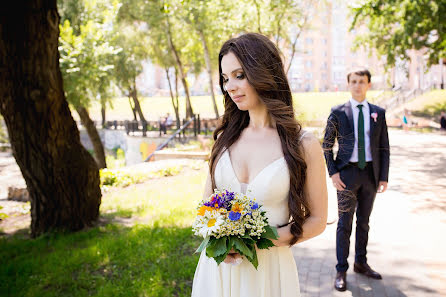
top-left (351, 0), bottom-right (446, 66)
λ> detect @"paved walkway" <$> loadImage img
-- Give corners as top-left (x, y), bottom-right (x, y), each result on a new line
top-left (293, 129), bottom-right (446, 297)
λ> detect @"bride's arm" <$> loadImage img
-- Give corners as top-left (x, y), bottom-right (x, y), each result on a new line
top-left (273, 133), bottom-right (328, 246)
top-left (203, 172), bottom-right (213, 199)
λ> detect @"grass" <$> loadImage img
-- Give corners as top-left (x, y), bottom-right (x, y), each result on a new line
top-left (405, 90), bottom-right (446, 118)
top-left (0, 167), bottom-right (208, 297)
top-left (74, 91), bottom-right (388, 123)
top-left (404, 90), bottom-right (446, 112)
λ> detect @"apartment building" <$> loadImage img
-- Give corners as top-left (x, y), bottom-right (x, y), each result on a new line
top-left (138, 1), bottom-right (445, 96)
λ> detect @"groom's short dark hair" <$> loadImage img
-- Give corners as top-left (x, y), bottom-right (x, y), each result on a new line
top-left (347, 67), bottom-right (371, 83)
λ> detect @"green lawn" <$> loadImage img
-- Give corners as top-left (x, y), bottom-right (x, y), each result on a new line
top-left (0, 167), bottom-right (207, 297)
top-left (75, 91), bottom-right (388, 123)
top-left (404, 89), bottom-right (446, 116)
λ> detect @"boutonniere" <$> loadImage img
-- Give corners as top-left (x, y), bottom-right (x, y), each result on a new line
top-left (371, 113), bottom-right (378, 122)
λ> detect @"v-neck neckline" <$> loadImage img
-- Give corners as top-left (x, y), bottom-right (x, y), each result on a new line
top-left (225, 149), bottom-right (285, 187)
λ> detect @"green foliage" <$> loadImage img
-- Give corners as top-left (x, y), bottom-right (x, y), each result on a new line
top-left (105, 148), bottom-right (126, 169)
top-left (100, 169), bottom-right (150, 188)
top-left (0, 115), bottom-right (8, 144)
top-left (58, 0), bottom-right (120, 109)
top-left (351, 0), bottom-right (446, 67)
top-left (155, 166), bottom-right (182, 177)
top-left (99, 165), bottom-right (183, 190)
top-left (0, 206), bottom-right (8, 220)
top-left (412, 101), bottom-right (446, 118)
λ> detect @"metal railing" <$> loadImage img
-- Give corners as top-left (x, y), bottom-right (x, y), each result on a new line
top-left (143, 117), bottom-right (196, 162)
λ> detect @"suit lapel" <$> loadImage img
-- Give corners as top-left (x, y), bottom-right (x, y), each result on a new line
top-left (368, 103), bottom-right (376, 138)
top-left (344, 101), bottom-right (354, 131)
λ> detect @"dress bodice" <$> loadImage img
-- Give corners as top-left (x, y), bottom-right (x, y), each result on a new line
top-left (214, 149), bottom-right (290, 227)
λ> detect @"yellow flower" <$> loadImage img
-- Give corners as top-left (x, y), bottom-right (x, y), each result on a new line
top-left (197, 205), bottom-right (213, 216)
top-left (207, 218), bottom-right (217, 227)
top-left (231, 203), bottom-right (243, 213)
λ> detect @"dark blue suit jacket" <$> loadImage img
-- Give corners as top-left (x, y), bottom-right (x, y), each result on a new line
top-left (322, 101), bottom-right (390, 186)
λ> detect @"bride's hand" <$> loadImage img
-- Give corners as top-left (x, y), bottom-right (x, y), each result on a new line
top-left (271, 225), bottom-right (293, 247)
top-left (224, 249), bottom-right (242, 264)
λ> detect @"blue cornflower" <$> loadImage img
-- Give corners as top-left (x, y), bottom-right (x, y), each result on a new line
top-left (228, 211), bottom-right (241, 221)
top-left (251, 202), bottom-right (259, 210)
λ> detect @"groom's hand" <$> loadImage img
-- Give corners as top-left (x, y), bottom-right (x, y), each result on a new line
top-left (331, 173), bottom-right (346, 191)
top-left (377, 181), bottom-right (388, 193)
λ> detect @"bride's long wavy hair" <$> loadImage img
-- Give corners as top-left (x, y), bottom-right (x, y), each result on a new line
top-left (209, 33), bottom-right (309, 245)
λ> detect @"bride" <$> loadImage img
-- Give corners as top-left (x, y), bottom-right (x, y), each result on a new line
top-left (191, 33), bottom-right (328, 297)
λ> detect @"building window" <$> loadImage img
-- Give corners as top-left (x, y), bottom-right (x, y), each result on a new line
top-left (305, 72), bottom-right (313, 79)
top-left (305, 60), bottom-right (313, 68)
top-left (305, 38), bottom-right (313, 44)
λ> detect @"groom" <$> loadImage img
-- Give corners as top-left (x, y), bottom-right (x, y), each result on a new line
top-left (322, 68), bottom-right (390, 292)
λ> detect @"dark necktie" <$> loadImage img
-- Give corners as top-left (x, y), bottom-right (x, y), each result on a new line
top-left (358, 104), bottom-right (366, 169)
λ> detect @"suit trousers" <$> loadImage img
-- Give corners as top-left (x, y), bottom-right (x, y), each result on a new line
top-left (336, 162), bottom-right (377, 272)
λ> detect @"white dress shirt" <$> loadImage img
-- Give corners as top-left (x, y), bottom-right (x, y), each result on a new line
top-left (349, 98), bottom-right (373, 162)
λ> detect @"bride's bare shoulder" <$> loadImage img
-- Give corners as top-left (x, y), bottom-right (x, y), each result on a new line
top-left (299, 131), bottom-right (322, 155)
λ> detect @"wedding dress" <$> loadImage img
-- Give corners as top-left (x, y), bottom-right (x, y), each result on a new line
top-left (191, 146), bottom-right (301, 297)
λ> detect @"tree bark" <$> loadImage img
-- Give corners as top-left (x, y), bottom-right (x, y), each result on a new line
top-left (165, 16), bottom-right (194, 118)
top-left (174, 67), bottom-right (181, 129)
top-left (130, 78), bottom-right (147, 136)
top-left (76, 106), bottom-right (107, 169)
top-left (165, 67), bottom-right (180, 128)
top-left (128, 94), bottom-right (138, 121)
top-left (0, 0), bottom-right (101, 237)
top-left (198, 29), bottom-right (219, 119)
top-left (100, 100), bottom-right (106, 128)
top-left (285, 22), bottom-right (306, 75)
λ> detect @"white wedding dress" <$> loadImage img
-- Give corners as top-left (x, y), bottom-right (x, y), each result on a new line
top-left (191, 148), bottom-right (301, 297)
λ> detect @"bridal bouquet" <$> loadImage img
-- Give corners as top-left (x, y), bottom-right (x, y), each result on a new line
top-left (192, 190), bottom-right (278, 269)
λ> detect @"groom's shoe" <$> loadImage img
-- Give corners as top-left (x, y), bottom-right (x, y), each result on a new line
top-left (353, 262), bottom-right (382, 279)
top-left (334, 271), bottom-right (347, 291)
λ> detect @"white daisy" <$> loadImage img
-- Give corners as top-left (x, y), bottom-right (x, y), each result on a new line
top-left (197, 210), bottom-right (224, 238)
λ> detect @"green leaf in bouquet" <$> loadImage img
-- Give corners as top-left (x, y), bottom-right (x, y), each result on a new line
top-left (214, 250), bottom-right (229, 265)
top-left (240, 235), bottom-right (255, 246)
top-left (206, 237), bottom-right (227, 258)
top-left (195, 236), bottom-right (210, 254)
top-left (251, 247), bottom-right (259, 269)
top-left (232, 237), bottom-right (253, 259)
top-left (256, 237), bottom-right (275, 249)
top-left (261, 225), bottom-right (279, 240)
top-left (206, 237), bottom-right (218, 257)
top-left (227, 236), bottom-right (234, 250)
top-left (213, 237), bottom-right (228, 257)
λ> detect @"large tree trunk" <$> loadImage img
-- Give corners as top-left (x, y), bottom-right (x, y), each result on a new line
top-left (165, 68), bottom-right (180, 128)
top-left (165, 16), bottom-right (194, 118)
top-left (198, 29), bottom-right (219, 119)
top-left (128, 94), bottom-right (138, 121)
top-left (130, 78), bottom-right (147, 136)
top-left (76, 107), bottom-right (107, 169)
top-left (0, 0), bottom-right (101, 237)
